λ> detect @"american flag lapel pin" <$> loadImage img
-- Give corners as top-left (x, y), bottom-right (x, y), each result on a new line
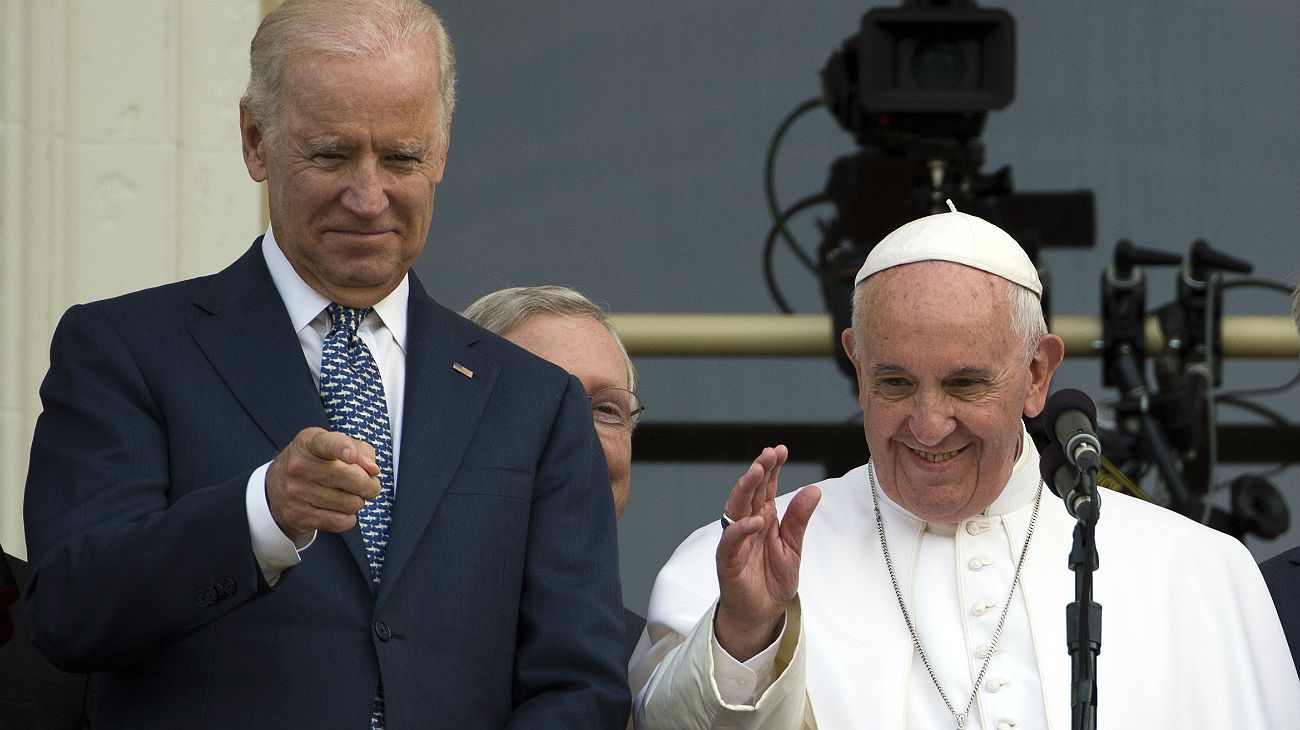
top-left (452, 362), bottom-right (474, 379)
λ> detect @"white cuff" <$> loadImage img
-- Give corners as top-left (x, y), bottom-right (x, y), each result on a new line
top-left (245, 461), bottom-right (314, 585)
top-left (710, 613), bottom-right (787, 706)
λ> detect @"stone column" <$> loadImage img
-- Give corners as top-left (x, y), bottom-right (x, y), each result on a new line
top-left (0, 0), bottom-right (265, 557)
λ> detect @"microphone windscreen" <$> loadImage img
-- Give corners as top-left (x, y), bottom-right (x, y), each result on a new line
top-left (1038, 441), bottom-right (1076, 499)
top-left (1042, 388), bottom-right (1098, 437)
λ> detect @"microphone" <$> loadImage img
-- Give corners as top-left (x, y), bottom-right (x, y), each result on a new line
top-left (1039, 441), bottom-right (1093, 520)
top-left (1039, 441), bottom-right (1078, 500)
top-left (1042, 388), bottom-right (1102, 474)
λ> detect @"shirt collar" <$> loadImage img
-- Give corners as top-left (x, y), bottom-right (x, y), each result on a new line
top-left (982, 425), bottom-right (1040, 516)
top-left (261, 226), bottom-right (409, 350)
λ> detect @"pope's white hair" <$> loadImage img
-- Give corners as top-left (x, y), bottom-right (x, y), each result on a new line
top-left (851, 272), bottom-right (1047, 365)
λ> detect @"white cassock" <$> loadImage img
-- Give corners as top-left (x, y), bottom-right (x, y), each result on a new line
top-left (630, 427), bottom-right (1300, 729)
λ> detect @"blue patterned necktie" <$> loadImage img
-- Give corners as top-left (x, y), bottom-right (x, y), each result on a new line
top-left (319, 303), bottom-right (394, 730)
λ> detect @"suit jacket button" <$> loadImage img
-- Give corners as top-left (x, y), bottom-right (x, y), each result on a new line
top-left (220, 577), bottom-right (237, 595)
top-left (374, 620), bottom-right (392, 641)
top-left (198, 588), bottom-right (217, 606)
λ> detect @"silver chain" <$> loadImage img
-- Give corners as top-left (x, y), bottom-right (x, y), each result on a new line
top-left (869, 462), bottom-right (1042, 730)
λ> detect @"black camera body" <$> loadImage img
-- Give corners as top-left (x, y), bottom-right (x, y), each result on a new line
top-left (817, 1), bottom-right (1091, 381)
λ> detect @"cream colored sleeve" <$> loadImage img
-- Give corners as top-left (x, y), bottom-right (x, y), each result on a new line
top-left (710, 613), bottom-right (786, 705)
top-left (632, 597), bottom-right (812, 729)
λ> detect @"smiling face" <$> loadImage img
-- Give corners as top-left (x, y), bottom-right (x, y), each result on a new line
top-left (240, 37), bottom-right (448, 308)
top-left (503, 314), bottom-right (633, 519)
top-left (842, 261), bottom-right (1062, 523)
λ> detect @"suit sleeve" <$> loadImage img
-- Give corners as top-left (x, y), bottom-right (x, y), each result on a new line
top-left (22, 304), bottom-right (265, 672)
top-left (507, 375), bottom-right (631, 727)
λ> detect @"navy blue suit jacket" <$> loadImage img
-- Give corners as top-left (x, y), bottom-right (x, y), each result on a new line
top-left (1261, 545), bottom-right (1300, 676)
top-left (22, 242), bottom-right (629, 728)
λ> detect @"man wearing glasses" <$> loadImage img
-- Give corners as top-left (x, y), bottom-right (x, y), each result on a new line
top-left (465, 286), bottom-right (645, 653)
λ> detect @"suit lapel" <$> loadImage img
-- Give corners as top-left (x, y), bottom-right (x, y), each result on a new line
top-left (187, 241), bottom-right (327, 451)
top-left (186, 241), bottom-right (371, 581)
top-left (377, 279), bottom-right (499, 605)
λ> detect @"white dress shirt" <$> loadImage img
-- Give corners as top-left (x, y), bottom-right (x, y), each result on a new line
top-left (244, 227), bottom-right (409, 583)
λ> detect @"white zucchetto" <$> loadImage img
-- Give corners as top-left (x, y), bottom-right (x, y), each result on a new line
top-left (853, 200), bottom-right (1042, 297)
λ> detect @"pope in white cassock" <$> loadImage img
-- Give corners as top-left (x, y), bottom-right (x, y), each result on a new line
top-left (628, 206), bottom-right (1300, 729)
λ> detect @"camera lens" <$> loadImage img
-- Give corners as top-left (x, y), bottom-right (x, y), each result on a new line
top-left (911, 38), bottom-right (965, 90)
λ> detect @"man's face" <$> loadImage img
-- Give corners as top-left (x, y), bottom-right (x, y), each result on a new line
top-left (842, 261), bottom-right (1061, 523)
top-left (503, 314), bottom-right (633, 519)
top-left (240, 39), bottom-right (448, 308)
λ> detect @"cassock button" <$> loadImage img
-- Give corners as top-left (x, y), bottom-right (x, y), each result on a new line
top-left (986, 679), bottom-right (1010, 693)
top-left (995, 721), bottom-right (1017, 730)
top-left (968, 557), bottom-right (990, 571)
top-left (965, 521), bottom-right (989, 536)
top-left (374, 619), bottom-right (392, 641)
top-left (972, 601), bottom-right (996, 617)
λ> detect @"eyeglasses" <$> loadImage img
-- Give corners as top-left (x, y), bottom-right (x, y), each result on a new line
top-left (589, 387), bottom-right (644, 432)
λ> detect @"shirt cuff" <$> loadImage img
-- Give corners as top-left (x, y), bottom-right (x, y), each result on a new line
top-left (710, 612), bottom-right (787, 706)
top-left (245, 461), bottom-right (314, 585)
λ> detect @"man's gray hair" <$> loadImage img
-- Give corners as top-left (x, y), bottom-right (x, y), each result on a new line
top-left (851, 274), bottom-right (1047, 364)
top-left (245, 0), bottom-right (456, 144)
top-left (463, 286), bottom-right (638, 394)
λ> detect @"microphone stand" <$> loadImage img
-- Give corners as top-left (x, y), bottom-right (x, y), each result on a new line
top-left (1100, 240), bottom-right (1193, 515)
top-left (1042, 395), bottom-right (1107, 730)
top-left (1065, 461), bottom-right (1101, 730)
top-left (1165, 240), bottom-right (1252, 505)
top-left (1112, 347), bottom-right (1195, 517)
top-left (1102, 237), bottom-right (1190, 511)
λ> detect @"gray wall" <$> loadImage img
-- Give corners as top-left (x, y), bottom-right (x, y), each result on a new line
top-left (415, 1), bottom-right (1300, 614)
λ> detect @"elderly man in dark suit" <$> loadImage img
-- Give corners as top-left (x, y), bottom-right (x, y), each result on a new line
top-left (1261, 278), bottom-right (1300, 675)
top-left (20, 1), bottom-right (628, 727)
